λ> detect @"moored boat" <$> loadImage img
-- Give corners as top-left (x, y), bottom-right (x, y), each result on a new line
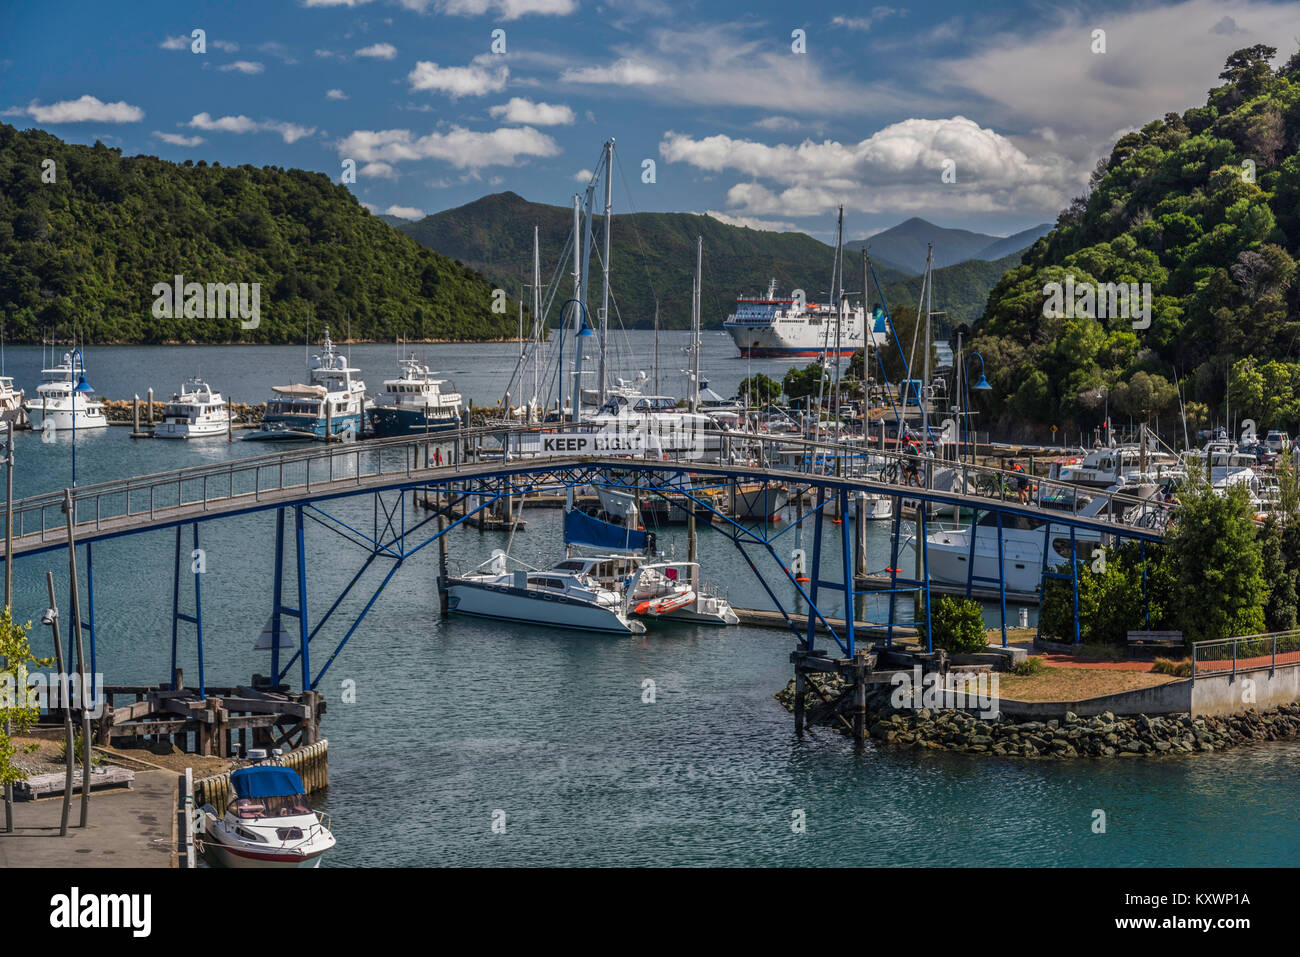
top-left (247, 328), bottom-right (366, 441)
top-left (154, 378), bottom-right (229, 439)
top-left (368, 353), bottom-right (462, 437)
top-left (199, 764), bottom-right (334, 868)
top-left (24, 351), bottom-right (107, 431)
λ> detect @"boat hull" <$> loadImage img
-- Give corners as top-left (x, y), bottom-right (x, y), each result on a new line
top-left (369, 406), bottom-right (460, 438)
top-left (25, 405), bottom-right (108, 431)
top-left (250, 412), bottom-right (363, 441)
top-left (446, 579), bottom-right (644, 634)
top-left (154, 420), bottom-right (229, 439)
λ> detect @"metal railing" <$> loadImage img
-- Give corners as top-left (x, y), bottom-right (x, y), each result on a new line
top-left (1192, 630), bottom-right (1300, 678)
top-left (0, 422), bottom-right (1175, 553)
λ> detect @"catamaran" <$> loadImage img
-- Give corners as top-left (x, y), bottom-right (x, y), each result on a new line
top-left (24, 350), bottom-right (107, 431)
top-left (368, 353), bottom-right (463, 437)
top-left (248, 328), bottom-right (367, 442)
top-left (154, 378), bottom-right (229, 439)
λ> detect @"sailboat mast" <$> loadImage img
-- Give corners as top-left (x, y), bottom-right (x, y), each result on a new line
top-left (571, 194), bottom-right (584, 420)
top-left (653, 299), bottom-right (660, 396)
top-left (691, 236), bottom-right (702, 412)
top-left (599, 139), bottom-right (614, 407)
top-left (832, 205), bottom-right (844, 424)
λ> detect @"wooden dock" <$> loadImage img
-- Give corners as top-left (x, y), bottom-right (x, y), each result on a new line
top-left (734, 607), bottom-right (919, 642)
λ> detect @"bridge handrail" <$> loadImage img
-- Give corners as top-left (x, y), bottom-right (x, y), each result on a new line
top-left (1191, 629), bottom-right (1300, 678)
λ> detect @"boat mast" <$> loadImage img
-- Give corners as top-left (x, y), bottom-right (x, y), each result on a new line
top-left (599, 139), bottom-right (614, 407)
top-left (832, 205), bottom-right (844, 427)
top-left (571, 193), bottom-right (584, 421)
top-left (653, 298), bottom-right (660, 396)
top-left (532, 224), bottom-right (541, 418)
top-left (691, 236), bottom-right (702, 412)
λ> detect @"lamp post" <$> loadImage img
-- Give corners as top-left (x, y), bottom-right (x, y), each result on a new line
top-left (964, 352), bottom-right (992, 464)
top-left (1095, 386), bottom-right (1110, 447)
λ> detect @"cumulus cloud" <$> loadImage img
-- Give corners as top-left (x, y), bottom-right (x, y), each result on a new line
top-left (408, 58), bottom-right (508, 97)
top-left (153, 131), bottom-right (205, 146)
top-left (488, 97), bottom-right (575, 125)
top-left (187, 112), bottom-right (316, 143)
top-left (213, 40), bottom-right (240, 52)
top-left (337, 125), bottom-right (560, 168)
top-left (561, 58), bottom-right (660, 85)
top-left (384, 204), bottom-right (424, 219)
top-left (400, 0), bottom-right (577, 19)
top-left (21, 95), bottom-right (144, 123)
top-left (361, 161), bottom-right (398, 178)
top-left (704, 210), bottom-right (797, 232)
top-left (219, 60), bottom-right (265, 74)
top-left (355, 43), bottom-right (397, 59)
top-left (661, 118), bottom-right (1073, 218)
top-left (573, 168), bottom-right (593, 182)
top-left (159, 35), bottom-right (190, 50)
top-left (831, 7), bottom-right (903, 32)
top-left (326, 88), bottom-right (349, 100)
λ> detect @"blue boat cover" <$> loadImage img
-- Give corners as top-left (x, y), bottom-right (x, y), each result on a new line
top-left (231, 765), bottom-right (305, 798)
top-left (872, 307), bottom-right (888, 334)
top-left (564, 507), bottom-right (648, 552)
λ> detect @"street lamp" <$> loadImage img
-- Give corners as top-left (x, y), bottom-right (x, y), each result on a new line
top-left (1095, 386), bottom-right (1110, 447)
top-left (964, 352), bottom-right (992, 463)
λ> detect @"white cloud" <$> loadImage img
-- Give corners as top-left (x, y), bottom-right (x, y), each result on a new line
top-left (22, 95), bottom-right (144, 124)
top-left (337, 125), bottom-right (560, 168)
top-left (159, 35), bottom-right (190, 50)
top-left (831, 7), bottom-right (903, 32)
top-left (573, 168), bottom-right (593, 182)
top-left (408, 59), bottom-right (508, 97)
top-left (153, 131), bottom-right (205, 147)
top-left (754, 116), bottom-right (800, 131)
top-left (187, 112), bottom-right (316, 143)
top-left (561, 57), bottom-right (659, 85)
top-left (219, 60), bottom-right (265, 74)
top-left (213, 40), bottom-right (240, 52)
top-left (326, 88), bottom-right (349, 100)
top-left (303, 0), bottom-right (375, 6)
top-left (361, 161), bottom-right (398, 178)
top-left (315, 48), bottom-right (346, 59)
top-left (661, 118), bottom-right (1073, 219)
top-left (355, 43), bottom-right (397, 60)
top-left (384, 204), bottom-right (424, 219)
top-left (488, 97), bottom-right (575, 125)
top-left (400, 0), bottom-right (577, 19)
top-left (704, 210), bottom-right (797, 232)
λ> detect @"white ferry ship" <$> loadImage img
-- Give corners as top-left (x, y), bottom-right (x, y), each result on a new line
top-left (722, 279), bottom-right (882, 358)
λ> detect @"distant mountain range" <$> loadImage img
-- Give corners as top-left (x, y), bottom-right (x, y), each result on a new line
top-left (845, 217), bottom-right (1052, 274)
top-left (389, 193), bottom-right (1047, 331)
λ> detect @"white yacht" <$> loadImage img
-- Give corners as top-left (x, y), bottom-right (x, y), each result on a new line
top-left (446, 551), bottom-right (646, 635)
top-left (248, 328), bottom-right (367, 442)
top-left (24, 351), bottom-right (107, 431)
top-left (0, 377), bottom-right (25, 426)
top-left (368, 353), bottom-right (462, 438)
top-left (154, 378), bottom-right (229, 439)
top-left (1058, 443), bottom-right (1178, 487)
top-left (1182, 440), bottom-right (1257, 492)
top-left (200, 764), bottom-right (334, 868)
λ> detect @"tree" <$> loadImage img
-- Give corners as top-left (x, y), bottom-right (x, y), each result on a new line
top-left (1164, 483), bottom-right (1266, 642)
top-left (1, 609), bottom-right (50, 797)
top-left (929, 597), bottom-right (988, 654)
top-left (738, 373), bottom-right (780, 404)
top-left (782, 363), bottom-right (828, 404)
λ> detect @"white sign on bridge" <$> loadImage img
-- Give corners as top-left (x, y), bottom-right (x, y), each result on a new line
top-left (539, 432), bottom-right (646, 455)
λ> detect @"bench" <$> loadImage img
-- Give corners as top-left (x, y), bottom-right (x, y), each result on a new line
top-left (1127, 630), bottom-right (1184, 650)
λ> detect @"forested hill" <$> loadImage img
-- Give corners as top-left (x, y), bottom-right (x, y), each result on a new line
top-left (972, 45), bottom-right (1300, 438)
top-left (396, 191), bottom-right (914, 330)
top-left (0, 123), bottom-right (516, 343)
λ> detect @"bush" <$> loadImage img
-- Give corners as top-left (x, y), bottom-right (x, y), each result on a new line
top-left (1152, 657), bottom-right (1194, 677)
top-left (929, 597), bottom-right (988, 654)
top-left (1012, 656), bottom-right (1046, 676)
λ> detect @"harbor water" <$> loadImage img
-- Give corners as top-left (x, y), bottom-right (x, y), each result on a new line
top-left (4, 339), bottom-right (1297, 867)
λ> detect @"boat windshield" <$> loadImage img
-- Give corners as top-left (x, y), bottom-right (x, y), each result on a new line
top-left (229, 794), bottom-right (313, 819)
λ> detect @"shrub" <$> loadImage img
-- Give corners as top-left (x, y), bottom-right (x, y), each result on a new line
top-left (929, 597), bottom-right (988, 654)
top-left (1012, 656), bottom-right (1046, 676)
top-left (1152, 657), bottom-right (1194, 677)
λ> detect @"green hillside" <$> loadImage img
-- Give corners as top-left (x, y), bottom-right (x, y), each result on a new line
top-left (397, 191), bottom-right (912, 330)
top-left (971, 44), bottom-right (1300, 439)
top-left (0, 123), bottom-right (516, 343)
top-left (845, 217), bottom-right (1049, 272)
top-left (881, 251), bottom-right (1025, 329)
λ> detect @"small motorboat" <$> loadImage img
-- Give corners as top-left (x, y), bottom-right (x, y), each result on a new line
top-left (200, 764), bottom-right (334, 868)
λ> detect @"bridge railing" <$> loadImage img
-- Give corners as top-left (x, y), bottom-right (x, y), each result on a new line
top-left (1192, 630), bottom-right (1300, 678)
top-left (1, 422), bottom-right (1174, 551)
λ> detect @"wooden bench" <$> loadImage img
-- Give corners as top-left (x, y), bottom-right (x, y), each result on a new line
top-left (1127, 630), bottom-right (1184, 650)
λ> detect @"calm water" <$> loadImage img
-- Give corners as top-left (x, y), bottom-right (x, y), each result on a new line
top-left (5, 341), bottom-right (1297, 867)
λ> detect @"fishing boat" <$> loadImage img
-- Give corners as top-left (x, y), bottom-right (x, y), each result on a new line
top-left (247, 328), bottom-right (366, 441)
top-left (445, 550), bottom-right (646, 635)
top-left (154, 378), bottom-right (229, 439)
top-left (24, 351), bottom-right (107, 431)
top-left (368, 353), bottom-right (462, 437)
top-left (199, 765), bottom-right (334, 868)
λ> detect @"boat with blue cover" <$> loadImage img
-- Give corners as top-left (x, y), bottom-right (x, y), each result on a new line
top-left (199, 764), bottom-right (335, 868)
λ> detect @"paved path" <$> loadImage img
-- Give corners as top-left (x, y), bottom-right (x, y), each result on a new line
top-left (0, 770), bottom-right (176, 867)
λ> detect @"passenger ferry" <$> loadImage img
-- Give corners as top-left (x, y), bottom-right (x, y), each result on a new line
top-left (154, 378), bottom-right (229, 439)
top-left (368, 353), bottom-right (462, 438)
top-left (722, 279), bottom-right (881, 358)
top-left (248, 329), bottom-right (366, 442)
top-left (24, 351), bottom-right (107, 431)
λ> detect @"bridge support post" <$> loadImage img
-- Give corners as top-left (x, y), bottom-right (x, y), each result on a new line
top-left (839, 488), bottom-right (855, 657)
top-left (271, 508), bottom-right (285, 684)
top-left (852, 649), bottom-right (869, 744)
top-left (805, 487), bottom-right (825, 653)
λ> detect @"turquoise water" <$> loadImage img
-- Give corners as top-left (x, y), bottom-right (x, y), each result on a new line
top-left (5, 344), bottom-right (1298, 867)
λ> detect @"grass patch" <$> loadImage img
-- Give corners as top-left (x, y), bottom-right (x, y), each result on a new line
top-left (995, 666), bottom-right (1179, 702)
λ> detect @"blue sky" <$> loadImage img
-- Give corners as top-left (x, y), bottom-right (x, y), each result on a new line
top-left (3, 0), bottom-right (1299, 241)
